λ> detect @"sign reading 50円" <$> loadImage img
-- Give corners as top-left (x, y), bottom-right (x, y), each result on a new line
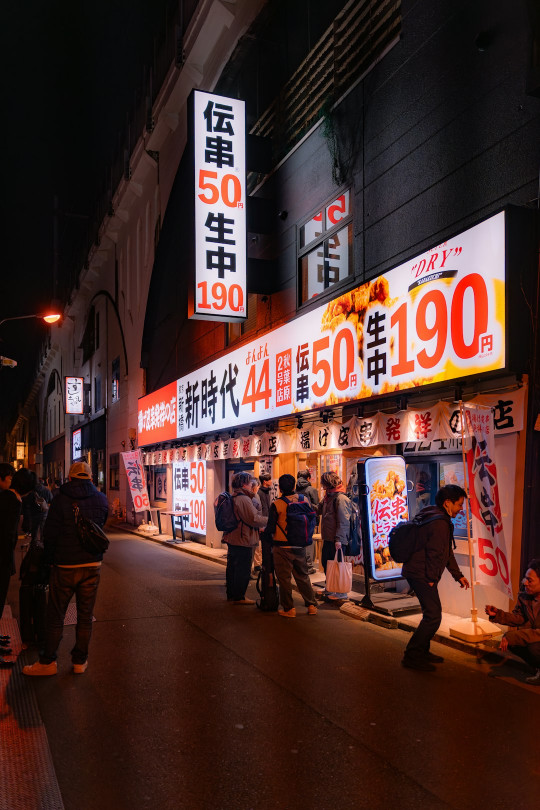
top-left (173, 461), bottom-right (206, 535)
top-left (192, 90), bottom-right (246, 322)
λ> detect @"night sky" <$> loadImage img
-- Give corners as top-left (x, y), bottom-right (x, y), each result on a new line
top-left (0, 0), bottom-right (174, 440)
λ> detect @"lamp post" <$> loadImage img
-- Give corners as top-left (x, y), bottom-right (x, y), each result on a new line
top-left (0, 311), bottom-right (62, 329)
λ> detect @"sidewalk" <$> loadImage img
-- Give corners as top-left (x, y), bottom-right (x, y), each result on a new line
top-left (110, 520), bottom-right (525, 673)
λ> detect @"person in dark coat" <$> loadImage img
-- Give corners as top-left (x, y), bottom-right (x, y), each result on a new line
top-left (485, 558), bottom-right (540, 685)
top-left (258, 473), bottom-right (272, 517)
top-left (19, 471), bottom-right (53, 646)
top-left (22, 471), bottom-right (53, 540)
top-left (23, 461), bottom-right (109, 676)
top-left (401, 484), bottom-right (470, 671)
top-left (0, 467), bottom-right (35, 667)
top-left (296, 470), bottom-right (319, 574)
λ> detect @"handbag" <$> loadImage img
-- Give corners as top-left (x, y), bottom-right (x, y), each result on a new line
top-left (326, 547), bottom-right (353, 594)
top-left (73, 503), bottom-right (109, 555)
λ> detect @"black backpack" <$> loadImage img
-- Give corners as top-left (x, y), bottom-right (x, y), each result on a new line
top-left (256, 537), bottom-right (280, 612)
top-left (276, 495), bottom-right (316, 546)
top-left (214, 492), bottom-right (239, 533)
top-left (388, 514), bottom-right (444, 563)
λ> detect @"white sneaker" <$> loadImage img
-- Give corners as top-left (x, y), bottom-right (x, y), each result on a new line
top-left (23, 660), bottom-right (57, 676)
top-left (525, 668), bottom-right (540, 685)
top-left (73, 661), bottom-right (88, 674)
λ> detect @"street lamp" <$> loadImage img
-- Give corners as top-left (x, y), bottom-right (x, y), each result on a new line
top-left (0, 310), bottom-right (62, 328)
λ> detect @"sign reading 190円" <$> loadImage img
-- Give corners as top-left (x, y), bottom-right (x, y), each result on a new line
top-left (138, 212), bottom-right (506, 445)
top-left (191, 90), bottom-right (246, 322)
top-left (173, 461), bottom-right (206, 536)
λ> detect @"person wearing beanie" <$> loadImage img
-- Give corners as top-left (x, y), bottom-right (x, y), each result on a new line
top-left (23, 461), bottom-right (108, 677)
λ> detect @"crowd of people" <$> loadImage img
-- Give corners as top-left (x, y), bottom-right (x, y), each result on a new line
top-left (0, 461), bottom-right (539, 686)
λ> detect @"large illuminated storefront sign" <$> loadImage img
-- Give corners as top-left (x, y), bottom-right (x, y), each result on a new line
top-left (138, 212), bottom-right (506, 446)
top-left (191, 90), bottom-right (246, 322)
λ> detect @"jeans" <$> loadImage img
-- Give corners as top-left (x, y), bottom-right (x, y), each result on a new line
top-left (509, 643), bottom-right (540, 670)
top-left (225, 545), bottom-right (253, 601)
top-left (404, 577), bottom-right (442, 658)
top-left (41, 565), bottom-right (101, 665)
top-left (272, 546), bottom-right (317, 611)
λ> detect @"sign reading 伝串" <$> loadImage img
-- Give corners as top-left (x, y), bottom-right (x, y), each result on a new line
top-left (122, 450), bottom-right (150, 513)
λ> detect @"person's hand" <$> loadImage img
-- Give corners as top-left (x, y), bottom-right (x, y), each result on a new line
top-left (458, 577), bottom-right (470, 589)
top-left (500, 636), bottom-right (509, 652)
top-left (485, 604), bottom-right (497, 617)
top-left (335, 541), bottom-right (342, 549)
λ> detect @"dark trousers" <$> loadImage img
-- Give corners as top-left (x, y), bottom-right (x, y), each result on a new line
top-left (272, 546), bottom-right (317, 611)
top-left (225, 545), bottom-right (253, 601)
top-left (509, 643), bottom-right (540, 670)
top-left (41, 565), bottom-right (101, 665)
top-left (405, 577), bottom-right (442, 658)
top-left (0, 566), bottom-right (11, 618)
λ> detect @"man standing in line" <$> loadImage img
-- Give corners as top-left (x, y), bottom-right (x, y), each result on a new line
top-left (296, 470), bottom-right (319, 574)
top-left (222, 472), bottom-right (267, 605)
top-left (23, 461), bottom-right (108, 676)
top-left (401, 484), bottom-right (470, 671)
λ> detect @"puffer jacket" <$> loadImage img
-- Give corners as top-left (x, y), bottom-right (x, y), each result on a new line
top-left (222, 488), bottom-right (267, 548)
top-left (295, 478), bottom-right (319, 507)
top-left (43, 479), bottom-right (109, 566)
top-left (489, 592), bottom-right (540, 646)
top-left (319, 489), bottom-right (350, 545)
top-left (401, 505), bottom-right (463, 584)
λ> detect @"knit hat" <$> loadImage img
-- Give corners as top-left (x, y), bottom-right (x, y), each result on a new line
top-left (69, 461), bottom-right (92, 480)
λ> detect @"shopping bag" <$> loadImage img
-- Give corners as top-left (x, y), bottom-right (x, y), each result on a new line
top-left (326, 548), bottom-right (352, 594)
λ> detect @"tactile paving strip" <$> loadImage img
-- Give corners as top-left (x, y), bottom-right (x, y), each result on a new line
top-left (0, 614), bottom-right (64, 810)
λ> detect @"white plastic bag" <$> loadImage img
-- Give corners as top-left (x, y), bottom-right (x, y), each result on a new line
top-left (326, 547), bottom-right (352, 594)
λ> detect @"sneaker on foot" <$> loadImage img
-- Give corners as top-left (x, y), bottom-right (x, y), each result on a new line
top-left (307, 605), bottom-right (318, 615)
top-left (232, 598), bottom-right (255, 605)
top-left (23, 661), bottom-right (58, 676)
top-left (278, 607), bottom-right (296, 618)
top-left (424, 651), bottom-right (444, 663)
top-left (73, 661), bottom-right (88, 674)
top-left (525, 668), bottom-right (540, 685)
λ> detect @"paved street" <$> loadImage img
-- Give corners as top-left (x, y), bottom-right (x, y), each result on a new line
top-left (7, 530), bottom-right (539, 810)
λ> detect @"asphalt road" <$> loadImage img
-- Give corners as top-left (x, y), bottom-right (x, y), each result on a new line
top-left (16, 531), bottom-right (539, 810)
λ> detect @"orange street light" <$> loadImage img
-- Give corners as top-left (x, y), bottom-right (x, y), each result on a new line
top-left (0, 311), bottom-right (62, 328)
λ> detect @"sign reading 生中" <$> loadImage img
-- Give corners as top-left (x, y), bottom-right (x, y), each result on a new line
top-left (138, 212), bottom-right (507, 446)
top-left (191, 90), bottom-right (246, 322)
top-left (362, 456), bottom-right (408, 581)
top-left (65, 377), bottom-right (84, 415)
top-left (172, 460), bottom-right (206, 536)
top-left (122, 450), bottom-right (150, 513)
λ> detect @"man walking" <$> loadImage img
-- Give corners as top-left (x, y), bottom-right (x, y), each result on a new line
top-left (23, 461), bottom-right (108, 676)
top-left (401, 484), bottom-right (470, 671)
top-left (265, 474), bottom-right (318, 618)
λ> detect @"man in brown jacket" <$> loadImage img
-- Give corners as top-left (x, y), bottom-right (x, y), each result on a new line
top-left (485, 558), bottom-right (540, 685)
top-left (223, 472), bottom-right (267, 605)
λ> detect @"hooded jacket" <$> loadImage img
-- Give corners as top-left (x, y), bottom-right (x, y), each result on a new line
top-left (43, 479), bottom-right (109, 566)
top-left (319, 487), bottom-right (350, 545)
top-left (295, 477), bottom-right (319, 507)
top-left (222, 488), bottom-right (267, 548)
top-left (401, 505), bottom-right (463, 584)
top-left (488, 592), bottom-right (540, 646)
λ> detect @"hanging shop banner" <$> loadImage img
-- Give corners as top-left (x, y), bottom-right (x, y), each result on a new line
top-left (191, 90), bottom-right (246, 323)
top-left (137, 380), bottom-right (178, 447)
top-left (72, 428), bottom-right (82, 461)
top-left (172, 460), bottom-right (207, 536)
top-left (312, 421), bottom-right (342, 451)
top-left (362, 455), bottom-right (408, 581)
top-left (137, 212), bottom-right (506, 445)
top-left (439, 387), bottom-right (525, 440)
top-left (295, 426), bottom-right (314, 452)
top-left (464, 407), bottom-right (512, 598)
top-left (122, 450), bottom-right (150, 513)
top-left (65, 376), bottom-right (84, 415)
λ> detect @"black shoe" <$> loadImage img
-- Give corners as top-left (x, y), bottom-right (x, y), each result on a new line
top-left (425, 652), bottom-right (444, 664)
top-left (0, 657), bottom-right (15, 668)
top-left (401, 657), bottom-right (436, 672)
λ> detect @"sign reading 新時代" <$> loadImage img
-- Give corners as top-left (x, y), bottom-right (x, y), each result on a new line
top-left (138, 212), bottom-right (506, 447)
top-left (191, 90), bottom-right (246, 323)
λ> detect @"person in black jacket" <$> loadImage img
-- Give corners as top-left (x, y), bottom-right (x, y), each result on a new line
top-left (401, 485), bottom-right (470, 671)
top-left (23, 461), bottom-right (108, 676)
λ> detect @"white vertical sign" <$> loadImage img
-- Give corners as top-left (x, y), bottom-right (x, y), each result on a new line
top-left (192, 90), bottom-right (246, 322)
top-left (65, 376), bottom-right (84, 414)
top-left (122, 450), bottom-right (150, 513)
top-left (72, 428), bottom-right (82, 460)
top-left (173, 460), bottom-right (207, 536)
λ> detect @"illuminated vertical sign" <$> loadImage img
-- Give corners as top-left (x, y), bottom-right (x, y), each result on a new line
top-left (173, 460), bottom-right (206, 536)
top-left (65, 376), bottom-right (84, 414)
top-left (192, 90), bottom-right (246, 322)
top-left (72, 428), bottom-right (82, 460)
top-left (363, 456), bottom-right (408, 581)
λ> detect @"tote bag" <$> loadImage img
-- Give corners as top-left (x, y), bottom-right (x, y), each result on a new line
top-left (326, 547), bottom-right (352, 594)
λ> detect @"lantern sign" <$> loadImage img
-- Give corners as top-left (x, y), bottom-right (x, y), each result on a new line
top-left (16, 442), bottom-right (25, 460)
top-left (72, 429), bottom-right (82, 461)
top-left (122, 450), bottom-right (150, 513)
top-left (190, 90), bottom-right (246, 322)
top-left (65, 376), bottom-right (84, 414)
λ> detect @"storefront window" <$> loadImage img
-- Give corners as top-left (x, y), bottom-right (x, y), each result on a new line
top-left (299, 190), bottom-right (353, 305)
